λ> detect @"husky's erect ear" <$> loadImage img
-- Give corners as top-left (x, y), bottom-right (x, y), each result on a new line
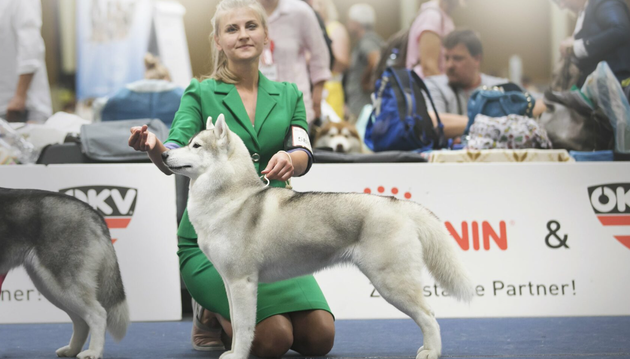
top-left (214, 114), bottom-right (229, 141)
top-left (206, 116), bottom-right (214, 130)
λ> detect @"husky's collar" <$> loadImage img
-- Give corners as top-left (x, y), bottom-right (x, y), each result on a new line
top-left (261, 175), bottom-right (270, 187)
top-left (258, 175), bottom-right (292, 189)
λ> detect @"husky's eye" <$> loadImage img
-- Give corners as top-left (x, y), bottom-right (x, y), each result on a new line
top-left (192, 143), bottom-right (201, 148)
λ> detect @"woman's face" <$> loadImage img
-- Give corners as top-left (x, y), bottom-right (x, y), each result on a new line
top-left (215, 7), bottom-right (268, 64)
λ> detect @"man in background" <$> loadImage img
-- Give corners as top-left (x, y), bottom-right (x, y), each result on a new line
top-left (0, 0), bottom-right (52, 123)
top-left (424, 30), bottom-right (506, 138)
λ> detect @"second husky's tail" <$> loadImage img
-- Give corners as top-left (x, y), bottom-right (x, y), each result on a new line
top-left (416, 208), bottom-right (475, 302)
top-left (107, 299), bottom-right (130, 341)
top-left (97, 235), bottom-right (130, 341)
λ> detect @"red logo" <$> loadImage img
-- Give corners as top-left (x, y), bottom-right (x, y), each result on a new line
top-left (588, 183), bottom-right (630, 250)
top-left (445, 221), bottom-right (508, 251)
top-left (363, 186), bottom-right (412, 199)
top-left (60, 186), bottom-right (138, 243)
top-left (362, 186), bottom-right (508, 251)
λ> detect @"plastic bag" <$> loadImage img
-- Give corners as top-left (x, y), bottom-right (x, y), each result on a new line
top-left (581, 62), bottom-right (630, 153)
top-left (0, 118), bottom-right (38, 164)
top-left (539, 89), bottom-right (613, 152)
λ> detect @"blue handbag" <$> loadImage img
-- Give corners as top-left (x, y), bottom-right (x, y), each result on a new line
top-left (466, 83), bottom-right (534, 134)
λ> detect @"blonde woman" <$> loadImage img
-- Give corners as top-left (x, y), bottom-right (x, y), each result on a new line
top-left (128, 0), bottom-right (334, 356)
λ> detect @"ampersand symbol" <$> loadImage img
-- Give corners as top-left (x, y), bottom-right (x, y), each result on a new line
top-left (545, 220), bottom-right (569, 249)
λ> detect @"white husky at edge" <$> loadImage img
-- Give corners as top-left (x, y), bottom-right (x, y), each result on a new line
top-left (162, 114), bottom-right (474, 359)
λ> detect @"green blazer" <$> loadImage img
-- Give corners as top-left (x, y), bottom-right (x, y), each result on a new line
top-left (165, 73), bottom-right (309, 239)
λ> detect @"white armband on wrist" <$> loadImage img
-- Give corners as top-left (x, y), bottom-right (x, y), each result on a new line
top-left (284, 126), bottom-right (313, 155)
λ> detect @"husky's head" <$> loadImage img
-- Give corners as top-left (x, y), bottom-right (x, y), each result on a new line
top-left (162, 114), bottom-right (247, 180)
top-left (314, 121), bottom-right (362, 154)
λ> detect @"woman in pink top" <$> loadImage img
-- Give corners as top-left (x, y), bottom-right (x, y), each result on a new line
top-left (405, 0), bottom-right (464, 78)
top-left (257, 0), bottom-right (331, 124)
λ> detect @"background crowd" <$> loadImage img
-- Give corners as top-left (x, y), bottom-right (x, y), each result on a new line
top-left (2, 0), bottom-right (630, 164)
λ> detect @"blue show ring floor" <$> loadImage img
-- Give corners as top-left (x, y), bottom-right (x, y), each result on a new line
top-left (1, 317), bottom-right (629, 358)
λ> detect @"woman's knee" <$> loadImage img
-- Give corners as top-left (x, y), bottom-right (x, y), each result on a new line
top-left (251, 316), bottom-right (293, 358)
top-left (251, 330), bottom-right (293, 358)
top-left (292, 311), bottom-right (335, 356)
top-left (296, 329), bottom-right (335, 356)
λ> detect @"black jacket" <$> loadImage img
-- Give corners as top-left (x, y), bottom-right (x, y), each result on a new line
top-left (574, 0), bottom-right (630, 86)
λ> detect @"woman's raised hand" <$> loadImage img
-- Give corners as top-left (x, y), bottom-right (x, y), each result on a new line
top-left (128, 125), bottom-right (157, 152)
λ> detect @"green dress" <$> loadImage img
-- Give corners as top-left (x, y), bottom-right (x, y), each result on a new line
top-left (167, 74), bottom-right (331, 323)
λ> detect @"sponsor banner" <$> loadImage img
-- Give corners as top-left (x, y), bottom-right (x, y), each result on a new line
top-left (0, 164), bottom-right (181, 323)
top-left (292, 163), bottom-right (630, 319)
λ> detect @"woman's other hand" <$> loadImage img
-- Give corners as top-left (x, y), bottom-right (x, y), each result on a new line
top-left (261, 151), bottom-right (294, 182)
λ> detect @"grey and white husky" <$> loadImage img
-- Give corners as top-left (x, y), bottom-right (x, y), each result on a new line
top-left (163, 114), bottom-right (474, 359)
top-left (0, 188), bottom-right (129, 359)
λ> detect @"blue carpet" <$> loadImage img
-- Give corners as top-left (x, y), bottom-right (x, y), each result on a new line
top-left (1, 317), bottom-right (629, 358)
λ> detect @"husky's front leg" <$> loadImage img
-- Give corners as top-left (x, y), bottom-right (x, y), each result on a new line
top-left (220, 276), bottom-right (258, 359)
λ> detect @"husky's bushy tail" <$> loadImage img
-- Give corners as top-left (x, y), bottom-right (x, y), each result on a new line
top-left (97, 236), bottom-right (130, 341)
top-left (416, 208), bottom-right (475, 302)
top-left (106, 298), bottom-right (130, 341)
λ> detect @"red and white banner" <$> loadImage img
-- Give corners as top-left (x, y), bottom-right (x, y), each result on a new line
top-left (2, 162), bottom-right (629, 322)
top-left (293, 163), bottom-right (630, 319)
top-left (0, 164), bottom-right (181, 323)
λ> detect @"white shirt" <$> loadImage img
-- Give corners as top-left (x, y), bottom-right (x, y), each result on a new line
top-left (0, 0), bottom-right (52, 120)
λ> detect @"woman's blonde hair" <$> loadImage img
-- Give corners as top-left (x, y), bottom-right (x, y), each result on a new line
top-left (206, 0), bottom-right (268, 83)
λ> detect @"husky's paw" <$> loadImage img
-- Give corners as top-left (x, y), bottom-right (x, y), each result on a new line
top-left (417, 346), bottom-right (440, 359)
top-left (55, 345), bottom-right (81, 357)
top-left (76, 349), bottom-right (103, 359)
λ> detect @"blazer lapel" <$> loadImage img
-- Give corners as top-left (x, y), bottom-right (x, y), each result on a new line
top-left (254, 73), bottom-right (279, 136)
top-left (215, 81), bottom-right (260, 148)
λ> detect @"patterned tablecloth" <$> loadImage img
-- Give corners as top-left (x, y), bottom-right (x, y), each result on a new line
top-left (428, 149), bottom-right (575, 163)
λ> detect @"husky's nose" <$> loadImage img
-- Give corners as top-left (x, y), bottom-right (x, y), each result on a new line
top-left (161, 152), bottom-right (169, 161)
